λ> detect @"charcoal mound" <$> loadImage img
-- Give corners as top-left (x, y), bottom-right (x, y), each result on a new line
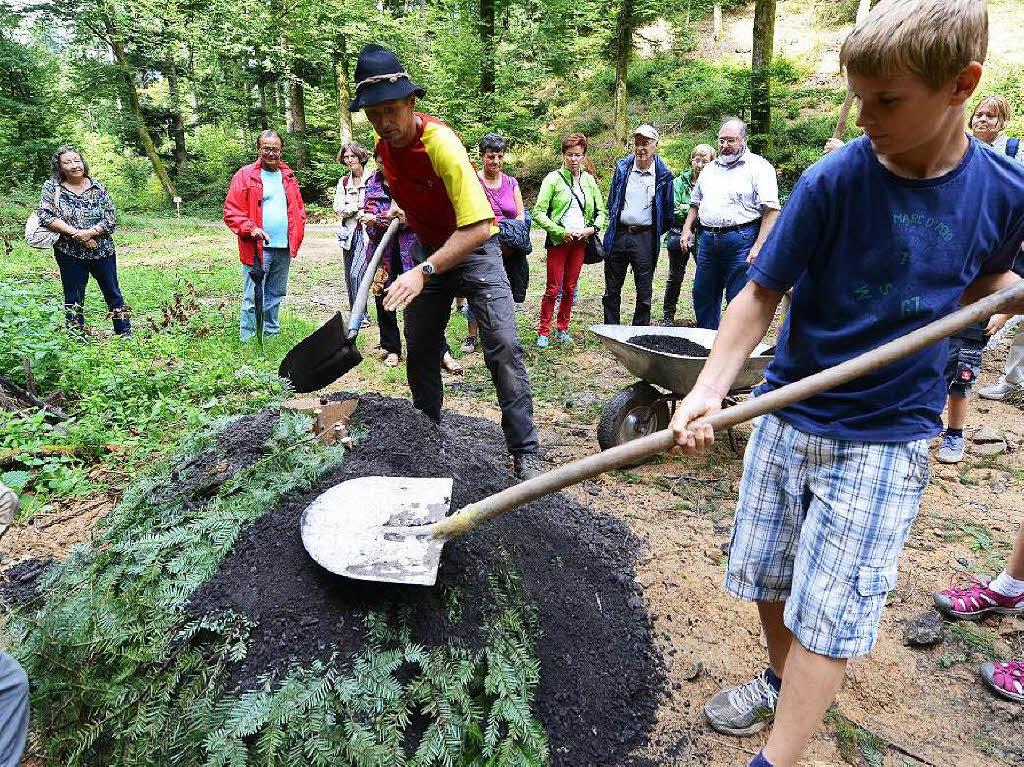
top-left (189, 394), bottom-right (664, 765)
top-left (152, 410), bottom-right (281, 507)
top-left (0, 557), bottom-right (54, 605)
top-left (628, 334), bottom-right (709, 357)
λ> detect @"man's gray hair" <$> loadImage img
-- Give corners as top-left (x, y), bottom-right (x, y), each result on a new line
top-left (719, 117), bottom-right (747, 137)
top-left (256, 129), bottom-right (284, 149)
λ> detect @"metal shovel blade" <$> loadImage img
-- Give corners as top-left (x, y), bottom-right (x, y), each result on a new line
top-left (278, 312), bottom-right (363, 393)
top-left (300, 476), bottom-right (453, 586)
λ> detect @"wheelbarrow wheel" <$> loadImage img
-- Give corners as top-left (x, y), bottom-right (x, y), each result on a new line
top-left (597, 382), bottom-right (670, 462)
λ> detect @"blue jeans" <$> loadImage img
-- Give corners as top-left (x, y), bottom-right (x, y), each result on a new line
top-left (54, 250), bottom-right (131, 335)
top-left (692, 224), bottom-right (757, 329)
top-left (240, 247), bottom-right (290, 340)
top-left (0, 652), bottom-right (28, 767)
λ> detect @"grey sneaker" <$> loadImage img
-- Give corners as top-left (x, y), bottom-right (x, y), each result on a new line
top-left (704, 671), bottom-right (779, 736)
top-left (460, 336), bottom-right (477, 355)
top-left (935, 432), bottom-right (966, 464)
top-left (978, 378), bottom-right (1020, 401)
top-left (0, 482), bottom-right (20, 540)
top-left (513, 453), bottom-right (544, 481)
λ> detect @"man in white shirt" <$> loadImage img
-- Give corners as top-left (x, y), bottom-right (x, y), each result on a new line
top-left (681, 117), bottom-right (780, 329)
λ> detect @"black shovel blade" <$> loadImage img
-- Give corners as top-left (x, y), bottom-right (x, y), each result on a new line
top-left (278, 312), bottom-right (363, 393)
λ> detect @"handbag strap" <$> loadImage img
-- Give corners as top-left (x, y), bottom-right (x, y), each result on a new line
top-left (559, 172), bottom-right (589, 225)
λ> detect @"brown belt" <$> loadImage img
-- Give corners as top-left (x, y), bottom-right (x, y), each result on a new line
top-left (620, 224), bottom-right (651, 234)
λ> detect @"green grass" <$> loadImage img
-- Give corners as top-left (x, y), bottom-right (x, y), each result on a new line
top-left (0, 224), bottom-right (320, 515)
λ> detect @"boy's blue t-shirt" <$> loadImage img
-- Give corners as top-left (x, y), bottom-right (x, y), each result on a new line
top-left (752, 135), bottom-right (1024, 442)
top-left (259, 168), bottom-right (289, 249)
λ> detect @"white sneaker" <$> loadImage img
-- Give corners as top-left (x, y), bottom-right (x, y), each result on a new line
top-left (978, 378), bottom-right (1020, 401)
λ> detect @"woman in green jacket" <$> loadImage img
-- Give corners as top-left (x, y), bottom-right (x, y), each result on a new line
top-left (532, 132), bottom-right (608, 347)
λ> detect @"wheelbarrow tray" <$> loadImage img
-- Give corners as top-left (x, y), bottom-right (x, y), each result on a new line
top-left (590, 324), bottom-right (773, 395)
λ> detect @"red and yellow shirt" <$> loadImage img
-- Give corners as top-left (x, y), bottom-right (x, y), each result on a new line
top-left (375, 114), bottom-right (496, 249)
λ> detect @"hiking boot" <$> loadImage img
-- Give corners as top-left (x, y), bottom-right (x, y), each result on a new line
top-left (513, 453), bottom-right (544, 481)
top-left (460, 336), bottom-right (477, 355)
top-left (0, 482), bottom-right (20, 539)
top-left (980, 661), bottom-right (1024, 703)
top-left (935, 432), bottom-right (966, 464)
top-left (555, 330), bottom-right (573, 346)
top-left (704, 670), bottom-right (779, 736)
top-left (978, 378), bottom-right (1021, 401)
top-left (536, 334), bottom-right (550, 348)
top-left (934, 575), bottom-right (1024, 619)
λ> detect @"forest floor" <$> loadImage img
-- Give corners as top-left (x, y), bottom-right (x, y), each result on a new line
top-left (4, 220), bottom-right (1024, 766)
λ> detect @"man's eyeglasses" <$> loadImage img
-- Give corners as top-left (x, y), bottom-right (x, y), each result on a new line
top-left (259, 147), bottom-right (282, 156)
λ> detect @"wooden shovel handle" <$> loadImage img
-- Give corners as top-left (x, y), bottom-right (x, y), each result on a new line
top-left (431, 278), bottom-right (1024, 540)
top-left (347, 219), bottom-right (400, 340)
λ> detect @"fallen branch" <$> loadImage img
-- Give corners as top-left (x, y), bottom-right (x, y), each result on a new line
top-left (33, 497), bottom-right (113, 530)
top-left (0, 444), bottom-right (125, 465)
top-left (0, 373), bottom-right (69, 421)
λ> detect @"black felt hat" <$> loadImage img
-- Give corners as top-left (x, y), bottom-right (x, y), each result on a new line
top-left (348, 44), bottom-right (425, 112)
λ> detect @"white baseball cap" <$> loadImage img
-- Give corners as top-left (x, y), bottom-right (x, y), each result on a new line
top-left (633, 124), bottom-right (659, 141)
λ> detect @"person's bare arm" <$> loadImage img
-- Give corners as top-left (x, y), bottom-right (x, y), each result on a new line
top-left (382, 219), bottom-right (491, 311)
top-left (747, 207), bottom-right (780, 264)
top-left (962, 270), bottom-right (1024, 313)
top-left (670, 281), bottom-right (784, 452)
top-left (513, 184), bottom-right (525, 221)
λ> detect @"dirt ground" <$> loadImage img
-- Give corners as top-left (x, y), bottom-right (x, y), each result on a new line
top-left (5, 224), bottom-right (1024, 766)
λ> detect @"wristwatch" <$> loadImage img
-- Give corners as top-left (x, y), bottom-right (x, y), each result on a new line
top-left (420, 262), bottom-right (435, 279)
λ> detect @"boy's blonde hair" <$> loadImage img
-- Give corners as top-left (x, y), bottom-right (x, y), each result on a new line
top-left (840, 0), bottom-right (988, 91)
top-left (691, 144), bottom-right (716, 159)
top-left (972, 95), bottom-right (1011, 130)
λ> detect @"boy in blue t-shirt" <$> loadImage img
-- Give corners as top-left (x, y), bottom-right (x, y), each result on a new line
top-left (670, 2), bottom-right (1024, 766)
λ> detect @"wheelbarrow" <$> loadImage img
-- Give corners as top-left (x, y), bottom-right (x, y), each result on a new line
top-left (589, 324), bottom-right (773, 453)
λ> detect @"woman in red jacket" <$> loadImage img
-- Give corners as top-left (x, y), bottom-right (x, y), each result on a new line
top-left (223, 130), bottom-right (307, 340)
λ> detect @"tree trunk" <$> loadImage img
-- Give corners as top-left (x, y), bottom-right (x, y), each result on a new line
top-left (257, 82), bottom-right (269, 129)
top-left (611, 0), bottom-right (634, 148)
top-left (288, 64), bottom-right (309, 170)
top-left (749, 0), bottom-right (777, 155)
top-left (165, 46), bottom-right (188, 174)
top-left (98, 2), bottom-right (177, 200)
top-left (334, 38), bottom-right (353, 145)
top-left (713, 3), bottom-right (721, 41)
top-left (479, 0), bottom-right (495, 96)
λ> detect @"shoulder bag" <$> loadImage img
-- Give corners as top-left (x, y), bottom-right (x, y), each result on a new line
top-left (560, 174), bottom-right (604, 265)
top-left (25, 185), bottom-right (62, 249)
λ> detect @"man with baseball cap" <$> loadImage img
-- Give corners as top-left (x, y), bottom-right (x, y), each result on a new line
top-left (349, 44), bottom-right (542, 480)
top-left (602, 124), bottom-right (675, 326)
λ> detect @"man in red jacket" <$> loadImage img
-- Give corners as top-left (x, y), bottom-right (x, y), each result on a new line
top-left (223, 130), bottom-right (307, 340)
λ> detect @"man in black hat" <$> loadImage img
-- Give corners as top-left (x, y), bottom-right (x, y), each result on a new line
top-left (350, 44), bottom-right (542, 480)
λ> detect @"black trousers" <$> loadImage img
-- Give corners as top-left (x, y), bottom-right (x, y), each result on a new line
top-left (602, 229), bottom-right (655, 326)
top-left (404, 237), bottom-right (538, 456)
top-left (376, 243), bottom-right (452, 359)
top-left (662, 228), bottom-right (690, 321)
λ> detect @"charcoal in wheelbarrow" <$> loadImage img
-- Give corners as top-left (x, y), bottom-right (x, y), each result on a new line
top-left (278, 312), bottom-right (362, 393)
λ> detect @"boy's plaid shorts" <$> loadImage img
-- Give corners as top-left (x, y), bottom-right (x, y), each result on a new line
top-left (726, 414), bottom-right (930, 658)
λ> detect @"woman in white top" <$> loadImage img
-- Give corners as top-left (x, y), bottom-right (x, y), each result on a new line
top-left (333, 141), bottom-right (371, 326)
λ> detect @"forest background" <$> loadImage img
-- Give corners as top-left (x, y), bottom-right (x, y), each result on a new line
top-left (4, 0), bottom-right (1022, 220)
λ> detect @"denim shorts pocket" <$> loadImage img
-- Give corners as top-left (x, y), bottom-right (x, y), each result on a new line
top-left (855, 565), bottom-right (897, 598)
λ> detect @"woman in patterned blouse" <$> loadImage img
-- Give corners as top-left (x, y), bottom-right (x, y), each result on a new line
top-left (36, 146), bottom-right (131, 336)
